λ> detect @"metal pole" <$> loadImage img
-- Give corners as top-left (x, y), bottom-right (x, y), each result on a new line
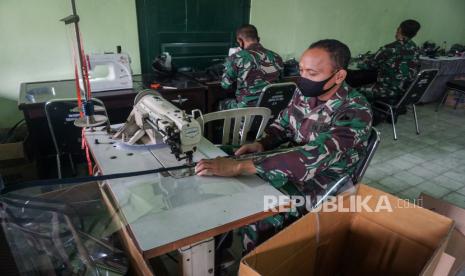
top-left (61, 0), bottom-right (107, 129)
top-left (70, 0), bottom-right (89, 102)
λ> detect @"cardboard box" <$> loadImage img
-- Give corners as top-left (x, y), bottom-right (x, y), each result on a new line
top-left (420, 193), bottom-right (465, 275)
top-left (445, 92), bottom-right (465, 109)
top-left (0, 161), bottom-right (37, 184)
top-left (0, 141), bottom-right (25, 163)
top-left (0, 133), bottom-right (35, 184)
top-left (239, 185), bottom-right (454, 276)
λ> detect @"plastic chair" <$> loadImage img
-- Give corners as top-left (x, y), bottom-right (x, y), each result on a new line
top-left (45, 98), bottom-right (110, 178)
top-left (195, 107), bottom-right (272, 146)
top-left (373, 69), bottom-right (438, 140)
top-left (312, 175), bottom-right (351, 209)
top-left (194, 107), bottom-right (271, 267)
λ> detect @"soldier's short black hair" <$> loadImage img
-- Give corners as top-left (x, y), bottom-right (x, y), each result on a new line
top-left (308, 39), bottom-right (351, 70)
top-left (236, 24), bottom-right (259, 41)
top-left (399, 19), bottom-right (421, 39)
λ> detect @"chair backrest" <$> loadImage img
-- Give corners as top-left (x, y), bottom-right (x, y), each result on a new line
top-left (45, 98), bottom-right (109, 155)
top-left (312, 175), bottom-right (351, 209)
top-left (196, 107), bottom-right (272, 146)
top-left (396, 69), bottom-right (439, 108)
top-left (256, 82), bottom-right (296, 121)
top-left (351, 127), bottom-right (381, 184)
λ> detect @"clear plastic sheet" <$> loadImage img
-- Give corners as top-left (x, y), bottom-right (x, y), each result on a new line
top-left (0, 182), bottom-right (128, 276)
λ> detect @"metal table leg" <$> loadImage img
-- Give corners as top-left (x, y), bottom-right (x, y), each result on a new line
top-left (178, 238), bottom-right (215, 276)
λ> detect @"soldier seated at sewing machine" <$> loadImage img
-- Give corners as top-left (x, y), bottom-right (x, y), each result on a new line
top-left (219, 24), bottom-right (284, 110)
top-left (195, 39), bottom-right (373, 253)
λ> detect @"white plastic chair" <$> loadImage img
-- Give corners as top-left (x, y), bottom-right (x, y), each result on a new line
top-left (195, 107), bottom-right (272, 146)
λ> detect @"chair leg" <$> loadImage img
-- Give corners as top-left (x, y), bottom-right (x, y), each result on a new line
top-left (453, 92), bottom-right (465, 110)
top-left (388, 106), bottom-right (397, 140)
top-left (56, 154), bottom-right (62, 179)
top-left (436, 89), bottom-right (449, 112)
top-left (413, 104), bottom-right (420, 135)
top-left (68, 154), bottom-right (77, 176)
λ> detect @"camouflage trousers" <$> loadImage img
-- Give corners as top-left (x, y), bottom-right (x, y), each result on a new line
top-left (240, 209), bottom-right (301, 255)
top-left (218, 98), bottom-right (239, 110)
top-left (218, 98), bottom-right (258, 110)
top-left (240, 181), bottom-right (325, 255)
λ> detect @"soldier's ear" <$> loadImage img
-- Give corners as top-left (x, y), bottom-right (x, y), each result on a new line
top-left (335, 69), bottom-right (347, 84)
top-left (237, 38), bottom-right (244, 48)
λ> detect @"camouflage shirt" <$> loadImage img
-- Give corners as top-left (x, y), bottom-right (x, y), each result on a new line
top-left (221, 43), bottom-right (283, 108)
top-left (254, 84), bottom-right (372, 194)
top-left (358, 39), bottom-right (420, 99)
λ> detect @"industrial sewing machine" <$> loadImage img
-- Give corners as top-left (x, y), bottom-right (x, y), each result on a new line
top-left (113, 91), bottom-right (202, 165)
top-left (80, 53), bottom-right (133, 92)
top-left (83, 92), bottom-right (286, 276)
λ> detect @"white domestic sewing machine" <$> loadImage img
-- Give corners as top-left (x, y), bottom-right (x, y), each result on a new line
top-left (113, 91), bottom-right (202, 165)
top-left (80, 53), bottom-right (133, 92)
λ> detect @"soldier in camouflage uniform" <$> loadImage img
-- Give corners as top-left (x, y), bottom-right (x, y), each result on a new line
top-left (358, 20), bottom-right (421, 103)
top-left (196, 39), bottom-right (372, 253)
top-left (220, 24), bottom-right (283, 109)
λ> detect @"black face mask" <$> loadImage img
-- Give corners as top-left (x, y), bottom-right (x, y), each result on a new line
top-left (297, 71), bottom-right (338, 97)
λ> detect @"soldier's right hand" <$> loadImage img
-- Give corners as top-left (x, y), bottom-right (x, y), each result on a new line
top-left (235, 142), bottom-right (264, 156)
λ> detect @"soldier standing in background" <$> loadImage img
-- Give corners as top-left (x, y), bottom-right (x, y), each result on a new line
top-left (220, 24), bottom-right (284, 109)
top-left (357, 19), bottom-right (421, 106)
top-left (196, 39), bottom-right (372, 253)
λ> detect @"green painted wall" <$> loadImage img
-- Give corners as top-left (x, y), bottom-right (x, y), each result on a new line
top-left (250, 0), bottom-right (465, 60)
top-left (1, 0), bottom-right (464, 129)
top-left (0, 0), bottom-right (140, 128)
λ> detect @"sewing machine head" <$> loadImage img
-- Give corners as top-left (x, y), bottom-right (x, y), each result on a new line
top-left (113, 92), bottom-right (202, 165)
top-left (80, 53), bottom-right (133, 92)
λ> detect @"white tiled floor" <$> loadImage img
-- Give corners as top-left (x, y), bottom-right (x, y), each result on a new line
top-left (363, 103), bottom-right (465, 208)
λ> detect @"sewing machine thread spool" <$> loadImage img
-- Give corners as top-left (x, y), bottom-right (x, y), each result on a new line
top-left (74, 100), bottom-right (108, 128)
top-left (83, 100), bottom-right (94, 116)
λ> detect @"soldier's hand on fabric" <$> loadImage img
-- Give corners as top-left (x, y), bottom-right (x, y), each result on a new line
top-left (234, 142), bottom-right (264, 156)
top-left (195, 157), bottom-right (256, 177)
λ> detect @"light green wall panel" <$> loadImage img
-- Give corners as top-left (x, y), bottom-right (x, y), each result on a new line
top-left (1, 0), bottom-right (464, 128)
top-left (0, 0), bottom-right (140, 128)
top-left (0, 99), bottom-right (23, 128)
top-left (251, 0), bottom-right (465, 60)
